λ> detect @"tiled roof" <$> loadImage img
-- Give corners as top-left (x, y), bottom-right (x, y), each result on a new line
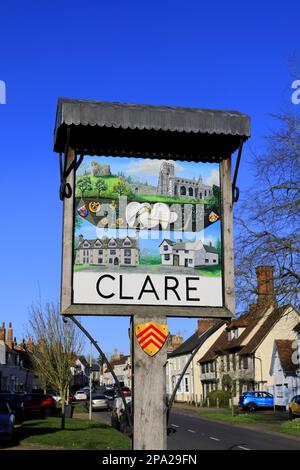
top-left (203, 244), bottom-right (218, 254)
top-left (239, 306), bottom-right (288, 355)
top-left (78, 237), bottom-right (138, 250)
top-left (275, 340), bottom-right (299, 374)
top-left (199, 305), bottom-right (291, 363)
top-left (168, 321), bottom-right (225, 357)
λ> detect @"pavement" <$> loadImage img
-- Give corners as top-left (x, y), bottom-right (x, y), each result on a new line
top-left (90, 408), bottom-right (300, 451)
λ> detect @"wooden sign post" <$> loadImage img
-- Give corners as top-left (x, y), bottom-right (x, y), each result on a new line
top-left (54, 98), bottom-right (250, 450)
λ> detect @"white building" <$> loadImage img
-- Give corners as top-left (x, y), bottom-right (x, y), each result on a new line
top-left (270, 333), bottom-right (300, 409)
top-left (159, 238), bottom-right (219, 268)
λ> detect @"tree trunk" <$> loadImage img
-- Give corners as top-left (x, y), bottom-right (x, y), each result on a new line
top-left (61, 391), bottom-right (65, 430)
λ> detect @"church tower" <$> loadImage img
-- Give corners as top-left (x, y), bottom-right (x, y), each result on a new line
top-left (157, 161), bottom-right (175, 196)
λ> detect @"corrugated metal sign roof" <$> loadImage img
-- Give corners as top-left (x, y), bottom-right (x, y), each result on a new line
top-left (53, 98), bottom-right (250, 160)
top-left (55, 98), bottom-right (250, 137)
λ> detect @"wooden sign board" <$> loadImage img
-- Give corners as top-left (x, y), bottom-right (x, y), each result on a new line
top-left (55, 99), bottom-right (250, 319)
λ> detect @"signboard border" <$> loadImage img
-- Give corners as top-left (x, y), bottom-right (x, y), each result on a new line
top-left (61, 148), bottom-right (234, 319)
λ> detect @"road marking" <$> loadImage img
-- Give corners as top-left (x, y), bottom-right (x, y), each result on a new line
top-left (209, 437), bottom-right (220, 441)
top-left (171, 424), bottom-right (180, 428)
top-left (187, 429), bottom-right (196, 433)
top-left (237, 446), bottom-right (250, 451)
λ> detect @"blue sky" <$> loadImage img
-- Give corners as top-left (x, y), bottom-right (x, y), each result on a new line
top-left (0, 1), bottom-right (299, 356)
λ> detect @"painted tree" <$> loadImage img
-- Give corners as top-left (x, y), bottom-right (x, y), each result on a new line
top-left (77, 175), bottom-right (93, 198)
top-left (28, 302), bottom-right (83, 429)
top-left (111, 178), bottom-right (131, 196)
top-left (235, 111), bottom-right (300, 309)
top-left (94, 177), bottom-right (108, 198)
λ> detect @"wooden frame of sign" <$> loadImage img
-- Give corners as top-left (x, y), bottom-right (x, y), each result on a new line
top-left (54, 98), bottom-right (250, 450)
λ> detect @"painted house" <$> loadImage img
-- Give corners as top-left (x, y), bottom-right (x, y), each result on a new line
top-left (159, 238), bottom-right (219, 268)
top-left (199, 267), bottom-right (300, 404)
top-left (75, 235), bottom-right (140, 267)
top-left (270, 333), bottom-right (300, 409)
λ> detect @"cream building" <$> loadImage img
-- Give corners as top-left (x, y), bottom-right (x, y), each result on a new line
top-left (199, 267), bottom-right (300, 404)
top-left (166, 320), bottom-right (226, 403)
top-left (75, 235), bottom-right (140, 267)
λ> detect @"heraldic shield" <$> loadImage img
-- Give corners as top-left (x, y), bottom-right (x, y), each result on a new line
top-left (135, 322), bottom-right (168, 357)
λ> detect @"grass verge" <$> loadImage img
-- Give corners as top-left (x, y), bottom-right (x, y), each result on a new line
top-left (274, 419), bottom-right (300, 437)
top-left (14, 417), bottom-right (130, 450)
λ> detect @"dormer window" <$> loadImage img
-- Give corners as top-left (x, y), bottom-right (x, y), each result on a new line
top-left (94, 239), bottom-right (102, 247)
top-left (83, 241), bottom-right (90, 247)
top-left (123, 239), bottom-right (132, 247)
top-left (108, 239), bottom-right (117, 247)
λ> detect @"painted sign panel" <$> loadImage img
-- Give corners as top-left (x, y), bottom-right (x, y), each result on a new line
top-left (72, 156), bottom-right (223, 308)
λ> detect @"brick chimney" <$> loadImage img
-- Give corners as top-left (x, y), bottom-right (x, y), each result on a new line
top-left (197, 319), bottom-right (220, 336)
top-left (256, 266), bottom-right (276, 307)
top-left (6, 322), bottom-right (13, 348)
top-left (0, 322), bottom-right (5, 342)
top-left (26, 337), bottom-right (34, 352)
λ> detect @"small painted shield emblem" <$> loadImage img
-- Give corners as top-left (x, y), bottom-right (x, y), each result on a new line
top-left (77, 205), bottom-right (88, 218)
top-left (208, 211), bottom-right (219, 223)
top-left (135, 322), bottom-right (168, 357)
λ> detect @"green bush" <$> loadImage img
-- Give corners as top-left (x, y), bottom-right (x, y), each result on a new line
top-left (206, 390), bottom-right (231, 407)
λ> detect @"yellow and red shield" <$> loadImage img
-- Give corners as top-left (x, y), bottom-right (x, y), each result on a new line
top-left (135, 322), bottom-right (168, 357)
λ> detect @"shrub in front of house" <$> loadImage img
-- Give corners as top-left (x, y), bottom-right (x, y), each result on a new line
top-left (206, 390), bottom-right (231, 407)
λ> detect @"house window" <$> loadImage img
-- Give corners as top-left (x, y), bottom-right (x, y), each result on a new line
top-left (220, 359), bottom-right (224, 372)
top-left (98, 250), bottom-right (103, 255)
top-left (243, 357), bottom-right (249, 369)
top-left (201, 364), bottom-right (205, 374)
top-left (123, 240), bottom-right (131, 246)
top-left (189, 259), bottom-right (193, 264)
top-left (164, 254), bottom-right (170, 261)
top-left (205, 259), bottom-right (209, 263)
top-left (83, 258), bottom-right (86, 263)
top-left (184, 377), bottom-right (189, 393)
top-left (124, 249), bottom-right (131, 257)
top-left (108, 240), bottom-right (117, 247)
top-left (210, 362), bottom-right (214, 373)
top-left (185, 250), bottom-right (189, 254)
top-left (206, 363), bottom-right (209, 373)
top-left (98, 258), bottom-right (103, 264)
top-left (233, 355), bottom-right (236, 371)
top-left (124, 258), bottom-right (131, 264)
top-left (110, 250), bottom-right (116, 255)
top-left (227, 355), bottom-right (230, 371)
top-left (109, 258), bottom-right (113, 264)
top-left (228, 331), bottom-right (232, 341)
top-left (213, 260), bottom-right (217, 263)
top-left (164, 245), bottom-right (169, 251)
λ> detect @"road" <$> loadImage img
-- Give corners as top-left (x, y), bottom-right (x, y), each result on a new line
top-left (167, 410), bottom-right (300, 450)
top-left (92, 409), bottom-right (300, 450)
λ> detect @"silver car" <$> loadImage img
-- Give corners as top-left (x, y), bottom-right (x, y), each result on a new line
top-left (89, 393), bottom-right (109, 411)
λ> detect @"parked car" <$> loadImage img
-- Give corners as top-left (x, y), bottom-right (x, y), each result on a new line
top-left (22, 393), bottom-right (57, 417)
top-left (111, 396), bottom-right (132, 432)
top-left (0, 402), bottom-right (15, 442)
top-left (47, 390), bottom-right (74, 404)
top-left (74, 389), bottom-right (88, 401)
top-left (239, 391), bottom-right (274, 411)
top-left (0, 393), bottom-right (25, 423)
top-left (103, 389), bottom-right (116, 406)
top-left (86, 393), bottom-right (109, 411)
top-left (120, 387), bottom-right (131, 397)
top-left (289, 395), bottom-right (300, 419)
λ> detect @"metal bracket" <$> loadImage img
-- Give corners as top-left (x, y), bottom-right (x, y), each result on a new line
top-left (166, 321), bottom-right (226, 428)
top-left (59, 127), bottom-right (84, 200)
top-left (232, 138), bottom-right (244, 204)
top-left (64, 315), bottom-right (132, 432)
